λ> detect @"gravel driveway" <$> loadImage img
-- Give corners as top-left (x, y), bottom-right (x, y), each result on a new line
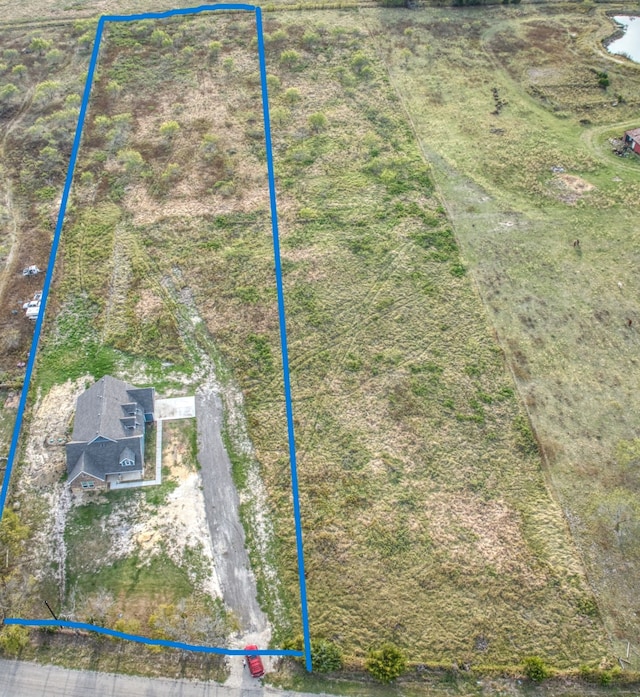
top-left (195, 388), bottom-right (268, 636)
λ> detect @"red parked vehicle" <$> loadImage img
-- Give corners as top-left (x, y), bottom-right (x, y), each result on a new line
top-left (245, 645), bottom-right (265, 678)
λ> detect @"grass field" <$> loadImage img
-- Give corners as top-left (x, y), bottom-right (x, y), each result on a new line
top-left (0, 0), bottom-right (638, 682)
top-left (366, 1), bottom-right (640, 667)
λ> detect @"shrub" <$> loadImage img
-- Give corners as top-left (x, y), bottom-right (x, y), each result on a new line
top-left (523, 655), bottom-right (550, 682)
top-left (106, 80), bottom-right (121, 98)
top-left (200, 133), bottom-right (220, 161)
top-left (280, 49), bottom-right (301, 68)
top-left (11, 64), bottom-right (26, 78)
top-left (151, 29), bottom-right (173, 48)
top-left (214, 179), bottom-right (235, 197)
top-left (222, 57), bottom-right (234, 73)
top-left (271, 107), bottom-right (289, 127)
top-left (267, 29), bottom-right (288, 45)
top-left (0, 83), bottom-right (19, 102)
top-left (160, 162), bottom-right (181, 186)
top-left (302, 30), bottom-right (321, 48)
top-left (45, 49), bottom-right (63, 65)
top-left (34, 80), bottom-right (61, 105)
top-left (283, 635), bottom-right (343, 673)
top-left (208, 40), bottom-right (222, 60)
top-left (596, 71), bottom-right (609, 89)
top-left (350, 50), bottom-right (370, 74)
top-left (0, 626), bottom-right (30, 655)
top-left (77, 32), bottom-right (94, 51)
top-left (365, 643), bottom-right (406, 683)
top-left (283, 87), bottom-right (301, 104)
top-left (308, 112), bottom-right (327, 132)
top-left (513, 413), bottom-right (538, 454)
top-left (117, 148), bottom-right (144, 176)
top-left (113, 617), bottom-right (141, 636)
top-left (266, 74), bottom-right (281, 92)
top-left (159, 120), bottom-right (180, 140)
top-left (311, 639), bottom-right (343, 673)
top-left (29, 37), bottom-right (52, 55)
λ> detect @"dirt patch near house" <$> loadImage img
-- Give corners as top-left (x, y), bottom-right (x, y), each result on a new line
top-left (20, 376), bottom-right (90, 492)
top-left (15, 377), bottom-right (89, 595)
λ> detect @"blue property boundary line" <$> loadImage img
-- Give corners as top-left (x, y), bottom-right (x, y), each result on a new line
top-left (0, 3), bottom-right (312, 671)
top-left (256, 6), bottom-right (312, 673)
top-left (3, 619), bottom-right (302, 656)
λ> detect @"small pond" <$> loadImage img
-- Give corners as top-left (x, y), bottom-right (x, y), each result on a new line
top-left (607, 16), bottom-right (640, 63)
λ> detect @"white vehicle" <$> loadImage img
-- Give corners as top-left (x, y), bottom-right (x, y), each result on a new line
top-left (22, 265), bottom-right (41, 276)
top-left (23, 290), bottom-right (42, 319)
top-left (25, 305), bottom-right (40, 321)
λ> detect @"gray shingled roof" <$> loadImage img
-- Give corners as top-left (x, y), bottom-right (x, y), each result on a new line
top-left (67, 437), bottom-right (144, 482)
top-left (71, 375), bottom-right (154, 442)
top-left (66, 376), bottom-right (154, 484)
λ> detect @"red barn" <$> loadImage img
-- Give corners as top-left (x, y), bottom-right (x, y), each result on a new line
top-left (624, 128), bottom-right (640, 155)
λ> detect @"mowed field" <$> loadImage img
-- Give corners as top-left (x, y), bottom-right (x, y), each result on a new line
top-left (0, 0), bottom-right (636, 678)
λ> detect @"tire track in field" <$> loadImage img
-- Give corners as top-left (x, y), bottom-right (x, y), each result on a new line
top-left (0, 87), bottom-right (34, 325)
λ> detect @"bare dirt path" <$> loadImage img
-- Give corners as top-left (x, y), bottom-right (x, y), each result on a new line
top-left (195, 388), bottom-right (269, 640)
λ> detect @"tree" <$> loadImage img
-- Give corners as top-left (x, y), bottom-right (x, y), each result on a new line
top-left (365, 643), bottom-right (406, 683)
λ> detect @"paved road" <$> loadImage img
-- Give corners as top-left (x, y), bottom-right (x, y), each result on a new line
top-left (0, 659), bottom-right (316, 697)
top-left (195, 389), bottom-right (268, 637)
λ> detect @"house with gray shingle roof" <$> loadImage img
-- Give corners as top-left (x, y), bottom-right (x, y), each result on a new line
top-left (66, 375), bottom-right (155, 491)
